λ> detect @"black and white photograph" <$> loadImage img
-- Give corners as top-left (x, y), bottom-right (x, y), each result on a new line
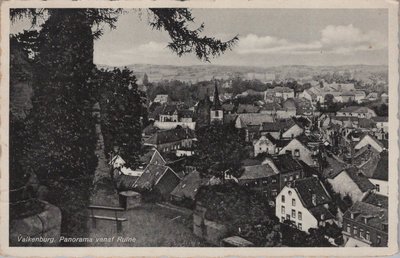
top-left (1, 0), bottom-right (398, 256)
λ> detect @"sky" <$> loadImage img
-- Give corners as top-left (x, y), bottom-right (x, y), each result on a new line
top-left (11, 8), bottom-right (388, 67)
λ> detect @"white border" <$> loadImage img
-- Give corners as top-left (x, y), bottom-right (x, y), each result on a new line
top-left (1, 0), bottom-right (398, 257)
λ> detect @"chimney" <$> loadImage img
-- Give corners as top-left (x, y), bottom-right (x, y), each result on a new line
top-left (311, 193), bottom-right (317, 206)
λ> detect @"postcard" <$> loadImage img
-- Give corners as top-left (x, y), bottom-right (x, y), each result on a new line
top-left (1, 0), bottom-right (398, 257)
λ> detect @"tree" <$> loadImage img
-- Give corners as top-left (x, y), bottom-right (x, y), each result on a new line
top-left (142, 73), bottom-right (149, 86)
top-left (195, 124), bottom-right (247, 179)
top-left (97, 67), bottom-right (145, 167)
top-left (324, 93), bottom-right (334, 107)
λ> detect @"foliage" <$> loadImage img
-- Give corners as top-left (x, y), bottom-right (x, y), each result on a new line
top-left (197, 183), bottom-right (277, 245)
top-left (18, 10), bottom-right (98, 243)
top-left (148, 9), bottom-right (238, 62)
top-left (281, 221), bottom-right (332, 247)
top-left (195, 123), bottom-right (247, 179)
top-left (97, 67), bottom-right (145, 167)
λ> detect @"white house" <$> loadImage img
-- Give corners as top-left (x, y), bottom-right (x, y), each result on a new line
top-left (275, 176), bottom-right (335, 233)
top-left (279, 137), bottom-right (316, 166)
top-left (354, 134), bottom-right (385, 153)
top-left (153, 94), bottom-right (169, 104)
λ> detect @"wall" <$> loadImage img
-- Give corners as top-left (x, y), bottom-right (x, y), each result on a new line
top-left (279, 139), bottom-right (314, 166)
top-left (327, 172), bottom-right (364, 203)
top-left (154, 121), bottom-right (196, 130)
top-left (369, 179), bottom-right (388, 196)
top-left (282, 124), bottom-right (304, 138)
top-left (354, 136), bottom-right (384, 153)
top-left (275, 186), bottom-right (318, 233)
top-left (10, 201), bottom-right (61, 246)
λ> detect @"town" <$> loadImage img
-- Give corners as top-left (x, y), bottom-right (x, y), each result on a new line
top-left (100, 71), bottom-right (388, 247)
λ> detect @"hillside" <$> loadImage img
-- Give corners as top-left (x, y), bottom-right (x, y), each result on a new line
top-left (96, 63), bottom-right (388, 87)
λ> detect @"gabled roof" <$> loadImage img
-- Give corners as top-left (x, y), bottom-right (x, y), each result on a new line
top-left (338, 106), bottom-right (373, 114)
top-left (261, 102), bottom-right (282, 111)
top-left (236, 113), bottom-right (274, 127)
top-left (372, 116), bottom-right (388, 123)
top-left (338, 167), bottom-right (375, 192)
top-left (292, 176), bottom-right (331, 208)
top-left (239, 164), bottom-right (276, 180)
top-left (309, 206), bottom-right (335, 221)
top-left (170, 170), bottom-right (206, 200)
top-left (134, 164), bottom-right (180, 191)
top-left (144, 127), bottom-right (196, 146)
top-left (370, 151), bottom-right (388, 181)
top-left (237, 104), bottom-right (260, 114)
top-left (268, 154), bottom-right (303, 174)
top-left (343, 201), bottom-right (388, 232)
top-left (363, 192), bottom-right (388, 209)
top-left (261, 118), bottom-right (296, 132)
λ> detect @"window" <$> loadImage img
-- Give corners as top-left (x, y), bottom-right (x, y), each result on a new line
top-left (281, 206), bottom-right (285, 214)
top-left (377, 235), bottom-right (381, 245)
top-left (298, 211), bottom-right (302, 221)
top-left (281, 195), bottom-right (285, 203)
top-left (286, 214), bottom-right (290, 220)
top-left (298, 223), bottom-right (302, 230)
top-left (294, 149), bottom-right (300, 157)
top-left (359, 229), bottom-right (364, 238)
top-left (286, 150), bottom-right (292, 155)
top-left (214, 111), bottom-right (219, 117)
top-left (281, 217), bottom-right (285, 223)
top-left (272, 190), bottom-right (277, 196)
top-left (366, 231), bottom-right (370, 241)
top-left (292, 198), bottom-right (296, 206)
top-left (346, 224), bottom-right (351, 233)
top-left (292, 209), bottom-right (296, 218)
top-left (272, 179), bottom-right (277, 183)
top-left (353, 226), bottom-right (358, 236)
top-left (289, 176), bottom-right (293, 181)
top-left (296, 174), bottom-right (300, 179)
top-left (375, 184), bottom-right (380, 192)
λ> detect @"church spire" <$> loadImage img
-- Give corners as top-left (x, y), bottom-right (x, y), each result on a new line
top-left (212, 80), bottom-right (221, 110)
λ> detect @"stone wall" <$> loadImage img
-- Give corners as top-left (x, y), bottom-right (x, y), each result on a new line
top-left (10, 201), bottom-right (61, 246)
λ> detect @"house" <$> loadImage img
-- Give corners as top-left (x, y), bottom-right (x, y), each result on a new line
top-left (340, 92), bottom-right (355, 103)
top-left (366, 92), bottom-right (378, 101)
top-left (170, 170), bottom-right (207, 207)
top-left (357, 151), bottom-right (388, 197)
top-left (155, 105), bottom-right (196, 130)
top-left (262, 154), bottom-right (304, 192)
top-left (327, 167), bottom-right (375, 203)
top-left (260, 118), bottom-right (304, 140)
top-left (253, 134), bottom-right (290, 156)
top-left (264, 86), bottom-right (294, 101)
top-left (342, 201), bottom-right (388, 247)
top-left (237, 163), bottom-right (279, 199)
top-left (278, 135), bottom-right (320, 167)
top-left (234, 113), bottom-right (274, 129)
top-left (275, 176), bottom-right (335, 233)
top-left (236, 104), bottom-right (260, 114)
top-left (354, 91), bottom-right (366, 103)
top-left (153, 94), bottom-right (169, 104)
top-left (336, 106), bottom-right (377, 119)
top-left (354, 134), bottom-right (385, 153)
top-left (144, 127), bottom-right (196, 153)
top-left (293, 97), bottom-right (314, 116)
top-left (133, 164), bottom-right (181, 199)
top-left (371, 116), bottom-right (388, 133)
top-left (380, 93), bottom-right (388, 103)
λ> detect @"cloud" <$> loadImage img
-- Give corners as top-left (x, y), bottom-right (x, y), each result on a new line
top-left (235, 25), bottom-right (387, 55)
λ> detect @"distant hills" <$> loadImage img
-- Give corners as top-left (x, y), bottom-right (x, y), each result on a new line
top-left (97, 63), bottom-right (388, 85)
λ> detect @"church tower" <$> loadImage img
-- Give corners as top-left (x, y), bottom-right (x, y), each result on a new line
top-left (210, 80), bottom-right (223, 123)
